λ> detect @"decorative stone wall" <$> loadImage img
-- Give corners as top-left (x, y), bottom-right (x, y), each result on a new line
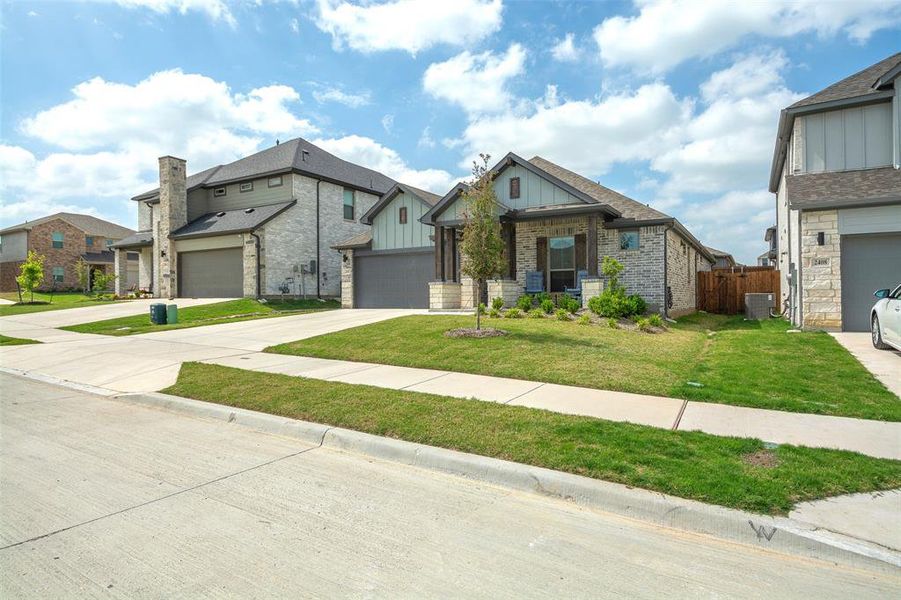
top-left (429, 281), bottom-right (462, 310)
top-left (800, 209), bottom-right (841, 330)
top-left (581, 278), bottom-right (603, 309)
top-left (242, 232), bottom-right (259, 298)
top-left (487, 279), bottom-right (521, 308)
top-left (340, 249), bottom-right (354, 308)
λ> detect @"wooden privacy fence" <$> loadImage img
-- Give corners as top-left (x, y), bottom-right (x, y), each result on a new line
top-left (697, 267), bottom-right (781, 315)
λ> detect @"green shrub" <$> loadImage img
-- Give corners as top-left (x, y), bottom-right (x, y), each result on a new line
top-left (505, 307), bottom-right (523, 319)
top-left (477, 302), bottom-right (487, 316)
top-left (555, 308), bottom-right (569, 321)
top-left (516, 295), bottom-right (533, 311)
top-left (587, 289), bottom-right (646, 318)
top-left (577, 314), bottom-right (591, 325)
top-left (607, 317), bottom-right (618, 328)
top-left (560, 294), bottom-right (580, 314)
top-left (488, 307), bottom-right (502, 319)
top-left (491, 297), bottom-right (504, 311)
top-left (636, 317), bottom-right (653, 332)
top-left (648, 313), bottom-right (664, 327)
top-left (540, 298), bottom-right (554, 314)
top-left (528, 308), bottom-right (544, 319)
top-left (536, 291), bottom-right (551, 304)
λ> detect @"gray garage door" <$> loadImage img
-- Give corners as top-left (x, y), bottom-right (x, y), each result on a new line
top-left (178, 247), bottom-right (243, 298)
top-left (354, 249), bottom-right (432, 308)
top-left (840, 233), bottom-right (901, 331)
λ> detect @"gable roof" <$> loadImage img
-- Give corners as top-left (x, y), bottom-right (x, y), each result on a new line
top-left (769, 53), bottom-right (900, 193)
top-left (0, 212), bottom-right (134, 238)
top-left (171, 201), bottom-right (296, 240)
top-left (360, 182), bottom-right (441, 225)
top-left (132, 137), bottom-right (397, 202)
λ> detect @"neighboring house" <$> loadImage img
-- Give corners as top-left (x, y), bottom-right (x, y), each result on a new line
top-left (770, 52), bottom-right (901, 331)
top-left (706, 247), bottom-right (736, 269)
top-left (763, 225), bottom-right (777, 265)
top-left (112, 138), bottom-right (395, 298)
top-left (337, 153), bottom-right (714, 317)
top-left (0, 213), bottom-right (136, 292)
top-left (757, 252), bottom-right (772, 267)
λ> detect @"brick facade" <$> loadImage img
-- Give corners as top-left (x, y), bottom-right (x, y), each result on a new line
top-left (665, 229), bottom-right (712, 317)
top-left (598, 224), bottom-right (667, 311)
top-left (800, 209), bottom-right (842, 330)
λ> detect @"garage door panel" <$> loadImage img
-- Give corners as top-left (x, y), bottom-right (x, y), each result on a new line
top-left (840, 233), bottom-right (901, 331)
top-left (354, 251), bottom-right (432, 308)
top-left (178, 248), bottom-right (243, 298)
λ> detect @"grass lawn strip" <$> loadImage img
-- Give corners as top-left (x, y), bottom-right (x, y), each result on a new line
top-left (165, 362), bottom-right (901, 516)
top-left (0, 334), bottom-right (41, 346)
top-left (268, 314), bottom-right (899, 422)
top-left (0, 291), bottom-right (127, 317)
top-left (62, 298), bottom-right (340, 336)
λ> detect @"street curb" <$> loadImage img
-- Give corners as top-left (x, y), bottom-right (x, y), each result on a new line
top-left (112, 389), bottom-right (900, 573)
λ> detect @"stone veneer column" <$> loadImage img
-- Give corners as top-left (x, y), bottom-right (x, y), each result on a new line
top-left (487, 279), bottom-right (521, 308)
top-left (429, 281), bottom-right (462, 310)
top-left (580, 278), bottom-right (604, 309)
top-left (800, 209), bottom-right (841, 330)
top-left (242, 233), bottom-right (260, 298)
top-left (340, 249), bottom-right (354, 308)
top-left (157, 156), bottom-right (187, 299)
top-left (114, 249), bottom-right (129, 296)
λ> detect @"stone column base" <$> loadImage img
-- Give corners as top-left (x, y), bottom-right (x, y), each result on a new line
top-left (487, 279), bottom-right (521, 308)
top-left (581, 278), bottom-right (604, 309)
top-left (459, 277), bottom-right (480, 310)
top-left (429, 281), bottom-right (462, 310)
top-left (113, 249), bottom-right (129, 296)
top-left (340, 250), bottom-right (354, 308)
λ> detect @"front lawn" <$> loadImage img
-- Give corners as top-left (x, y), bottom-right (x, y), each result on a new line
top-left (62, 298), bottom-right (340, 336)
top-left (0, 291), bottom-right (126, 317)
top-left (0, 334), bottom-right (41, 346)
top-left (268, 313), bottom-right (900, 421)
top-left (164, 362), bottom-right (901, 515)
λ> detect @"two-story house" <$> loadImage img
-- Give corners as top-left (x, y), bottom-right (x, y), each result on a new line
top-left (111, 138), bottom-right (395, 299)
top-left (0, 213), bottom-right (135, 292)
top-left (770, 53), bottom-right (901, 331)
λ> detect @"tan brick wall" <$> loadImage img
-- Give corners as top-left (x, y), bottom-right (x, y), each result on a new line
top-left (487, 279), bottom-right (520, 308)
top-left (599, 224), bottom-right (666, 311)
top-left (28, 219), bottom-right (89, 290)
top-left (800, 209), bottom-right (841, 330)
top-left (665, 229), bottom-right (706, 317)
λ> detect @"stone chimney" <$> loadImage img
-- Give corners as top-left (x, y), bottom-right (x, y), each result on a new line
top-left (156, 156), bottom-right (187, 298)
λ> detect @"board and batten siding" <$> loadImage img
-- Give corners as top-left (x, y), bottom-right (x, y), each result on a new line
top-left (371, 192), bottom-right (434, 250)
top-left (799, 102), bottom-right (892, 174)
top-left (837, 205), bottom-right (901, 235)
top-left (187, 174), bottom-right (295, 221)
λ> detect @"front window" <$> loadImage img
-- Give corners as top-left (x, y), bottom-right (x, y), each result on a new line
top-left (620, 230), bottom-right (639, 250)
top-left (86, 236), bottom-right (94, 246)
top-left (549, 236), bottom-right (575, 292)
top-left (52, 266), bottom-right (64, 283)
top-left (343, 188), bottom-right (355, 220)
top-left (52, 232), bottom-right (64, 248)
top-left (106, 239), bottom-right (113, 248)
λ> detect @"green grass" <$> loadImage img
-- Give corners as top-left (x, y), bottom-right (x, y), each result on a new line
top-left (62, 298), bottom-right (340, 336)
top-left (164, 362), bottom-right (901, 515)
top-left (268, 313), bottom-right (900, 421)
top-left (0, 291), bottom-right (126, 317)
top-left (0, 334), bottom-right (41, 346)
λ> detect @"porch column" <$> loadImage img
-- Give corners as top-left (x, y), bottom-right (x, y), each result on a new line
top-left (435, 225), bottom-right (445, 281)
top-left (444, 228), bottom-right (456, 283)
top-left (503, 222), bottom-right (516, 279)
top-left (587, 216), bottom-right (599, 277)
top-left (114, 248), bottom-right (129, 296)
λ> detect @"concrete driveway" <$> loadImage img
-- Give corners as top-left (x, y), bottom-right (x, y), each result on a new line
top-left (2, 373), bottom-right (895, 599)
top-left (0, 308), bottom-right (420, 392)
top-left (831, 332), bottom-right (901, 398)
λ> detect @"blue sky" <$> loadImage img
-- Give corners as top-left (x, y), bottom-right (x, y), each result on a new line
top-left (1, 0), bottom-right (899, 263)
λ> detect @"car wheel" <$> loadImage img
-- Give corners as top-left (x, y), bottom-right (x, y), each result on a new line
top-left (872, 315), bottom-right (891, 350)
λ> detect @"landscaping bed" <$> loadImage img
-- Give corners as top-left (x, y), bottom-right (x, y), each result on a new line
top-left (0, 291), bottom-right (127, 317)
top-left (62, 298), bottom-right (340, 336)
top-left (267, 313), bottom-right (900, 421)
top-left (164, 362), bottom-right (901, 515)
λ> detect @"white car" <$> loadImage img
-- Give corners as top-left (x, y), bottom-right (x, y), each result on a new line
top-left (871, 284), bottom-right (901, 351)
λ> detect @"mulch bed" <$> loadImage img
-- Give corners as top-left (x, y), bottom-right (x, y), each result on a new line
top-left (444, 327), bottom-right (508, 339)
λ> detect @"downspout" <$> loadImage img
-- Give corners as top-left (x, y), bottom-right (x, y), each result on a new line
top-left (250, 231), bottom-right (262, 299)
top-left (316, 180), bottom-right (322, 298)
top-left (662, 223), bottom-right (674, 318)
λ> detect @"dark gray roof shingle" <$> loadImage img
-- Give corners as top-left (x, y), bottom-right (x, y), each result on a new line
top-left (82, 251), bottom-right (115, 264)
top-left (332, 231), bottom-right (372, 250)
top-left (110, 231), bottom-right (153, 249)
top-left (171, 201), bottom-right (295, 240)
top-left (789, 52), bottom-right (901, 108)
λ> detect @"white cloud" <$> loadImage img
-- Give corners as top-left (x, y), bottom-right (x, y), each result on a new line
top-left (417, 126), bottom-right (436, 149)
top-left (679, 190), bottom-right (775, 264)
top-left (313, 135), bottom-right (458, 192)
top-left (423, 44), bottom-right (526, 115)
top-left (314, 0), bottom-right (503, 55)
top-left (112, 0), bottom-right (236, 27)
top-left (1, 70), bottom-right (319, 226)
top-left (312, 87), bottom-right (371, 108)
top-left (381, 114), bottom-right (394, 134)
top-left (290, 17), bottom-right (299, 34)
top-left (594, 0), bottom-right (901, 73)
top-left (551, 33), bottom-right (580, 62)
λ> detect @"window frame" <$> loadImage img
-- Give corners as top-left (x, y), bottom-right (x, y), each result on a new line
top-left (52, 231), bottom-right (64, 249)
top-left (619, 230), bottom-right (640, 251)
top-left (213, 187), bottom-right (227, 197)
top-left (509, 177), bottom-right (521, 200)
top-left (85, 235), bottom-right (94, 247)
top-left (239, 181), bottom-right (254, 193)
top-left (52, 266), bottom-right (65, 283)
top-left (548, 235), bottom-right (576, 293)
top-left (267, 176), bottom-right (283, 188)
top-left (105, 239), bottom-right (114, 248)
top-left (399, 206), bottom-right (408, 224)
top-left (343, 188), bottom-right (355, 221)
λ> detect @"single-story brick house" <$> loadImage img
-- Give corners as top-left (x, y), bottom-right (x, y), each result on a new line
top-left (337, 153), bottom-right (715, 317)
top-left (0, 212), bottom-right (136, 292)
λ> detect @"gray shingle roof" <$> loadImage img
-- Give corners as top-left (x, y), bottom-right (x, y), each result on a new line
top-left (527, 157), bottom-right (669, 221)
top-left (398, 183), bottom-right (441, 206)
top-left (0, 212), bottom-right (134, 238)
top-left (110, 231), bottom-right (153, 249)
top-left (785, 167), bottom-right (901, 210)
top-left (133, 138), bottom-right (397, 201)
top-left (332, 231), bottom-right (372, 250)
top-left (171, 201), bottom-right (295, 240)
top-left (789, 52), bottom-right (901, 108)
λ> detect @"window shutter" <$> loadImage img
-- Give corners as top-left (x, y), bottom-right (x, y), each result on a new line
top-left (536, 236), bottom-right (547, 274)
top-left (574, 234), bottom-right (586, 271)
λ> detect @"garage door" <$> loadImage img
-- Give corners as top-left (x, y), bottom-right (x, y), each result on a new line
top-left (354, 249), bottom-right (432, 308)
top-left (177, 247), bottom-right (243, 298)
top-left (840, 233), bottom-right (901, 331)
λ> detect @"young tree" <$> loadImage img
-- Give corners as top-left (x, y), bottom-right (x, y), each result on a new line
top-left (92, 271), bottom-right (117, 295)
top-left (16, 251), bottom-right (45, 304)
top-left (460, 154), bottom-right (505, 330)
top-left (75, 258), bottom-right (90, 294)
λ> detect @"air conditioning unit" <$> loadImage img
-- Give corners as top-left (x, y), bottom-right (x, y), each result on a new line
top-left (745, 293), bottom-right (773, 320)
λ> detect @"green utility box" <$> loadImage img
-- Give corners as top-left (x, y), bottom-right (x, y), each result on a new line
top-left (150, 303), bottom-right (167, 325)
top-left (166, 304), bottom-right (178, 325)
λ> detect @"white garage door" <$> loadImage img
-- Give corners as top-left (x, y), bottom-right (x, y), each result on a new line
top-left (177, 248), bottom-right (243, 298)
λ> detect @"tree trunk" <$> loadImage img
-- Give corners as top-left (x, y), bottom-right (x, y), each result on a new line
top-left (476, 278), bottom-right (482, 330)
